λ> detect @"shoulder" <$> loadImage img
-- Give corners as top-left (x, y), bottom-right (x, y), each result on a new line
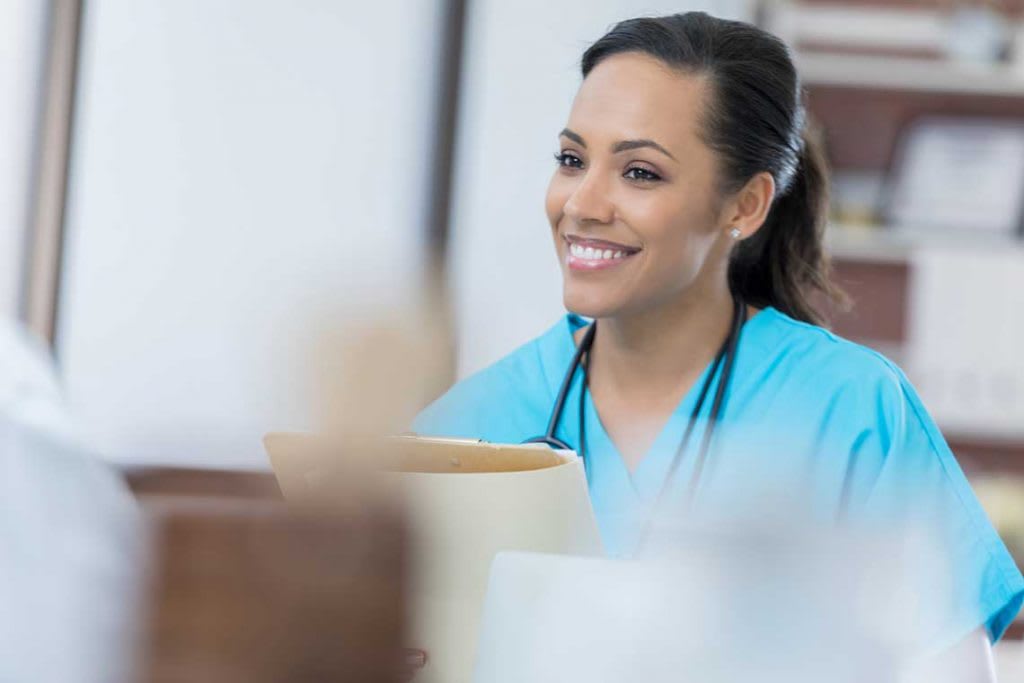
top-left (750, 310), bottom-right (1024, 643)
top-left (747, 307), bottom-right (931, 454)
top-left (754, 307), bottom-right (909, 404)
top-left (411, 315), bottom-right (574, 441)
top-left (758, 310), bottom-right (974, 500)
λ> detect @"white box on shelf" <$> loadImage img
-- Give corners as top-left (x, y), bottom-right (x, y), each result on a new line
top-left (906, 246), bottom-right (1024, 440)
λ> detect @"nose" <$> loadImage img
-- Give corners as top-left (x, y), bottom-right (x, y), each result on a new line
top-left (563, 168), bottom-right (615, 225)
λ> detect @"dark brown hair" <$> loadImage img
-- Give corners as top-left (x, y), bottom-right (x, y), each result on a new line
top-left (581, 11), bottom-right (842, 325)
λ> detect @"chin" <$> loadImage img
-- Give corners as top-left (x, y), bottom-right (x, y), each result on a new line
top-left (562, 287), bottom-right (623, 320)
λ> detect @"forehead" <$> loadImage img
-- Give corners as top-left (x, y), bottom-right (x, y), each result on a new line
top-left (568, 52), bottom-right (708, 150)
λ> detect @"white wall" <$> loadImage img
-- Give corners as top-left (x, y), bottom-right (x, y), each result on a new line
top-left (0, 1), bottom-right (47, 320)
top-left (449, 0), bottom-right (754, 378)
top-left (58, 0), bottom-right (443, 468)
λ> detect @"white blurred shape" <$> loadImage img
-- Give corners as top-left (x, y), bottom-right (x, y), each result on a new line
top-left (474, 518), bottom-right (956, 683)
top-left (994, 639), bottom-right (1024, 682)
top-left (0, 319), bottom-right (75, 440)
top-left (0, 320), bottom-right (140, 683)
top-left (0, 420), bottom-right (141, 683)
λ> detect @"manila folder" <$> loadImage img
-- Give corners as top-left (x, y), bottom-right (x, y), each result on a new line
top-left (263, 434), bottom-right (603, 683)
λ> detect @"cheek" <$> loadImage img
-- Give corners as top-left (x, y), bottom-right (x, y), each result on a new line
top-left (628, 202), bottom-right (692, 252)
top-left (630, 202), bottom-right (714, 273)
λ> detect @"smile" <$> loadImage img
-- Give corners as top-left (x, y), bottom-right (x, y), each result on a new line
top-left (564, 235), bottom-right (640, 271)
top-left (569, 243), bottom-right (628, 260)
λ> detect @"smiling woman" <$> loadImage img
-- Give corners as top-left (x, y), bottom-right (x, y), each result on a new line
top-left (412, 10), bottom-right (1023, 678)
top-left (546, 44), bottom-right (833, 326)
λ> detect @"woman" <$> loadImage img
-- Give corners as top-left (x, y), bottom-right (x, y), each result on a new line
top-left (411, 10), bottom-right (1023, 676)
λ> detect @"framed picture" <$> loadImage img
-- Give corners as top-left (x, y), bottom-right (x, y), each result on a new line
top-left (882, 116), bottom-right (1024, 237)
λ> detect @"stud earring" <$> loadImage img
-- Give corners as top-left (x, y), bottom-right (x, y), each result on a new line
top-left (729, 227), bottom-right (742, 240)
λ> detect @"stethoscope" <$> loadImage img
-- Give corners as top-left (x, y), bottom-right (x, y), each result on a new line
top-left (523, 295), bottom-right (747, 516)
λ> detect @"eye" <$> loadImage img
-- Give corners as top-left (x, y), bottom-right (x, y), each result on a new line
top-left (553, 152), bottom-right (583, 169)
top-left (624, 166), bottom-right (661, 182)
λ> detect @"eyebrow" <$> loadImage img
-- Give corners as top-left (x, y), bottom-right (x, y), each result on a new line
top-left (559, 127), bottom-right (677, 162)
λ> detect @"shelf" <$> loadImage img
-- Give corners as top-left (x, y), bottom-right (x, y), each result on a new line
top-left (797, 53), bottom-right (1024, 97)
top-left (943, 424), bottom-right (1024, 448)
top-left (825, 222), bottom-right (1024, 264)
top-left (825, 225), bottom-right (912, 264)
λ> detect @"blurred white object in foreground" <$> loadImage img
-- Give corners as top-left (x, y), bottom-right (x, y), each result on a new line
top-left (0, 320), bottom-right (76, 439)
top-left (0, 320), bottom-right (140, 683)
top-left (474, 517), bottom-right (956, 683)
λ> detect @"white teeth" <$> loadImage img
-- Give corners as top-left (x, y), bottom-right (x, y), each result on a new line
top-left (568, 241), bottom-right (634, 261)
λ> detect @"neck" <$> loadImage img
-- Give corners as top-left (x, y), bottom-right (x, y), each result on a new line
top-left (590, 278), bottom-right (736, 407)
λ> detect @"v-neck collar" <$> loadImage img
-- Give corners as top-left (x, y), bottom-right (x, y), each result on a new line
top-left (580, 358), bottom-right (719, 501)
top-left (539, 306), bottom-right (780, 503)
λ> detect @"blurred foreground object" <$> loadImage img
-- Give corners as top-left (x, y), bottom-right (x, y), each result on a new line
top-left (309, 305), bottom-right (452, 442)
top-left (0, 319), bottom-right (76, 438)
top-left (265, 433), bottom-right (600, 683)
top-left (0, 318), bottom-right (140, 683)
top-left (473, 518), bottom-right (955, 683)
top-left (137, 502), bottom-right (407, 683)
top-left (0, 418), bottom-right (140, 683)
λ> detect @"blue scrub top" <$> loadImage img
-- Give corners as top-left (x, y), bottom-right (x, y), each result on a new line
top-left (412, 306), bottom-right (1024, 645)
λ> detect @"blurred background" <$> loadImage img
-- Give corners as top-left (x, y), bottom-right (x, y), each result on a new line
top-left (4, 0), bottom-right (1024, 679)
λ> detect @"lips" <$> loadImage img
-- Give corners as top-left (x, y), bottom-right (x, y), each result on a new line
top-left (563, 234), bottom-right (640, 271)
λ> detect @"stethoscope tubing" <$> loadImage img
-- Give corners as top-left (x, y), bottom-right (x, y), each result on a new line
top-left (525, 297), bottom-right (747, 550)
top-left (518, 298), bottom-right (861, 545)
top-left (526, 298), bottom-right (745, 472)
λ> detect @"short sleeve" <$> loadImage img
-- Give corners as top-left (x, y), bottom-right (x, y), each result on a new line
top-left (842, 363), bottom-right (1024, 647)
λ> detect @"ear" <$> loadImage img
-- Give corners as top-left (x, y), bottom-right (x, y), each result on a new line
top-left (719, 171), bottom-right (775, 241)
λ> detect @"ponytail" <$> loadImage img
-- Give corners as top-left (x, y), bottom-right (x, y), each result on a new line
top-left (728, 125), bottom-right (845, 325)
